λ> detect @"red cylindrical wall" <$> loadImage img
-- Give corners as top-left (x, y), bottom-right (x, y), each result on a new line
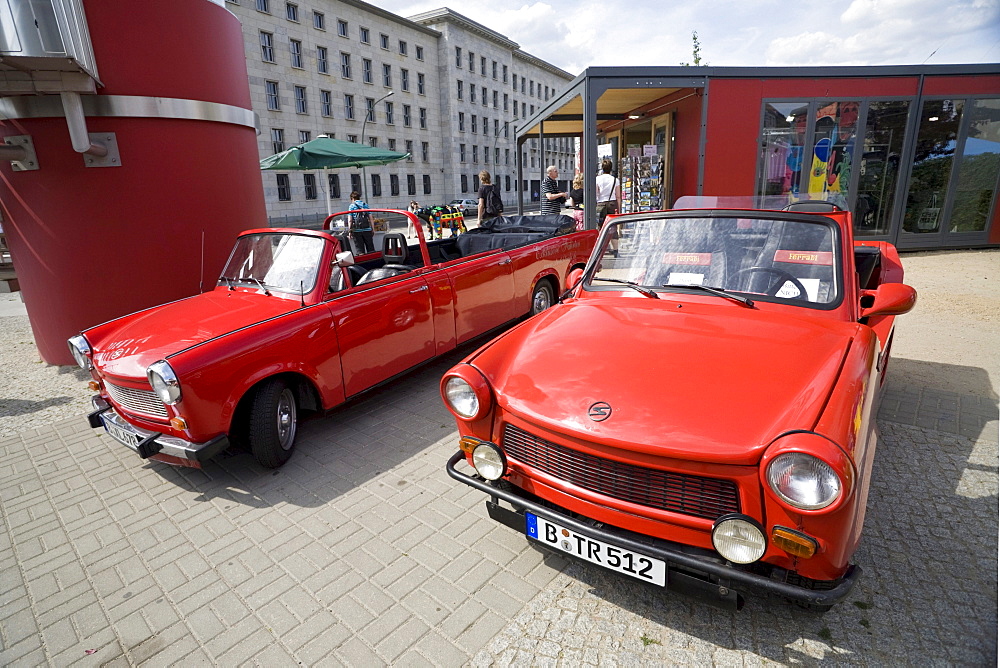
top-left (0, 0), bottom-right (266, 364)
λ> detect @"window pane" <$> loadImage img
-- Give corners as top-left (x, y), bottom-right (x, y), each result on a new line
top-left (757, 102), bottom-right (806, 201)
top-left (950, 98), bottom-right (1000, 233)
top-left (855, 100), bottom-right (910, 237)
top-left (903, 99), bottom-right (965, 234)
top-left (804, 101), bottom-right (860, 206)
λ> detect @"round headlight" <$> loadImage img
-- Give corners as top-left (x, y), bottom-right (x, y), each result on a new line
top-left (767, 452), bottom-right (841, 510)
top-left (67, 335), bottom-right (92, 370)
top-left (444, 376), bottom-right (479, 419)
top-left (471, 443), bottom-right (506, 481)
top-left (712, 516), bottom-right (766, 564)
top-left (147, 360), bottom-right (182, 405)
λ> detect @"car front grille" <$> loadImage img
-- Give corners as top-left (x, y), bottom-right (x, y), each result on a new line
top-left (502, 424), bottom-right (740, 520)
top-left (105, 382), bottom-right (168, 420)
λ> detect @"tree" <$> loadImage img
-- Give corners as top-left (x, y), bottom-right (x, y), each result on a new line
top-left (680, 31), bottom-right (707, 67)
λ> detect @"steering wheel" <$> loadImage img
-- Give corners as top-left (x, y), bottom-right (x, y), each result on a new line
top-left (733, 267), bottom-right (809, 299)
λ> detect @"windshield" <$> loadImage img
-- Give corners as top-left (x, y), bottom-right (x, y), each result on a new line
top-left (220, 233), bottom-right (325, 294)
top-left (591, 213), bottom-right (841, 306)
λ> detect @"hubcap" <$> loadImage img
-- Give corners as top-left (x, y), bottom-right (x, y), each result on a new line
top-left (533, 286), bottom-right (551, 313)
top-left (276, 388), bottom-right (297, 450)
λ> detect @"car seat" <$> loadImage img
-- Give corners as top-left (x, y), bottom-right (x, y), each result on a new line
top-left (742, 220), bottom-right (836, 302)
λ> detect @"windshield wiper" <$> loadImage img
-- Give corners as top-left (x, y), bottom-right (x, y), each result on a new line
top-left (662, 283), bottom-right (754, 308)
top-left (592, 277), bottom-right (660, 299)
top-left (219, 276), bottom-right (236, 291)
top-left (235, 276), bottom-right (271, 296)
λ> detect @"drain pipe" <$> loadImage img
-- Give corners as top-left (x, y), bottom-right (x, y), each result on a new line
top-left (60, 92), bottom-right (107, 157)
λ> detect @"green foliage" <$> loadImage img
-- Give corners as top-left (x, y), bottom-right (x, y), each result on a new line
top-left (680, 31), bottom-right (707, 67)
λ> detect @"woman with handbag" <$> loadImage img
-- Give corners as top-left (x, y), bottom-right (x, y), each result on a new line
top-left (595, 159), bottom-right (621, 254)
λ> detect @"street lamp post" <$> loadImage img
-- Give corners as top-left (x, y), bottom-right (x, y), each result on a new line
top-left (361, 90), bottom-right (393, 203)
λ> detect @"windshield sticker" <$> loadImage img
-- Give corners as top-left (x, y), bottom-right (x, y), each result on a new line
top-left (663, 252), bottom-right (712, 265)
top-left (776, 278), bottom-right (821, 301)
top-left (667, 272), bottom-right (705, 285)
top-left (774, 250), bottom-right (834, 265)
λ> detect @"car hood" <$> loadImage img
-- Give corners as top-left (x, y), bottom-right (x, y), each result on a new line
top-left (470, 298), bottom-right (857, 466)
top-left (86, 289), bottom-right (299, 379)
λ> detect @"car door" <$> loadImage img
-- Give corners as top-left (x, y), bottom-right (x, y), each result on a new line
top-left (445, 251), bottom-right (517, 343)
top-left (326, 271), bottom-right (435, 397)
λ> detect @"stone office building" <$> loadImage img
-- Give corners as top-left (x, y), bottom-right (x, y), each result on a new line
top-left (226, 0), bottom-right (574, 224)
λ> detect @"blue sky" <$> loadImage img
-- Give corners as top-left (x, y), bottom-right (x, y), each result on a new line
top-left (377, 0), bottom-right (1000, 74)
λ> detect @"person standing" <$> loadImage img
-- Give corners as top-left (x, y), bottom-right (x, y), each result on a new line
top-left (540, 165), bottom-right (567, 215)
top-left (407, 200), bottom-right (420, 238)
top-left (568, 173), bottom-right (585, 230)
top-left (595, 159), bottom-right (620, 225)
top-left (348, 190), bottom-right (375, 255)
top-left (477, 169), bottom-right (503, 227)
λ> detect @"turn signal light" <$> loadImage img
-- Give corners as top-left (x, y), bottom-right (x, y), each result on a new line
top-left (459, 436), bottom-right (482, 454)
top-left (88, 381), bottom-right (100, 392)
top-left (771, 526), bottom-right (818, 559)
top-left (169, 416), bottom-right (188, 430)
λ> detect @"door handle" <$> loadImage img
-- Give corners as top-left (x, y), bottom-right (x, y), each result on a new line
top-left (409, 285), bottom-right (429, 293)
top-left (498, 258), bottom-right (512, 265)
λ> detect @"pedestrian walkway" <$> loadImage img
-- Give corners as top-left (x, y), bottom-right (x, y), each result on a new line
top-left (0, 251), bottom-right (996, 665)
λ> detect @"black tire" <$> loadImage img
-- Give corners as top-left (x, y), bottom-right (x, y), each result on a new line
top-left (248, 378), bottom-right (298, 468)
top-left (530, 281), bottom-right (555, 316)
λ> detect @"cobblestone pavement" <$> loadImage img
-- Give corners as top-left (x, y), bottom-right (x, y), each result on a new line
top-left (1, 252), bottom-right (998, 665)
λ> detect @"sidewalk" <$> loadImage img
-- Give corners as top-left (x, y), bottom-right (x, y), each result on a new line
top-left (0, 250), bottom-right (997, 665)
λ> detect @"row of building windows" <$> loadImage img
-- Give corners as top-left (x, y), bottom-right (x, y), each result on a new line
top-left (460, 173), bottom-right (515, 193)
top-left (249, 0), bottom-right (425, 60)
top-left (458, 144), bottom-right (512, 165)
top-left (454, 83), bottom-right (537, 119)
top-left (259, 32), bottom-right (427, 94)
top-left (274, 172), bottom-right (433, 201)
top-left (456, 113), bottom-right (510, 137)
top-left (269, 128), bottom-right (430, 160)
top-left (452, 47), bottom-right (552, 100)
top-left (264, 82), bottom-right (429, 128)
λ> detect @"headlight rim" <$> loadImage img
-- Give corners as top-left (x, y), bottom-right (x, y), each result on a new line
top-left (471, 442), bottom-right (507, 481)
top-left (440, 366), bottom-right (492, 421)
top-left (711, 513), bottom-right (767, 564)
top-left (67, 334), bottom-right (92, 370)
top-left (766, 451), bottom-right (842, 511)
top-left (146, 359), bottom-right (182, 405)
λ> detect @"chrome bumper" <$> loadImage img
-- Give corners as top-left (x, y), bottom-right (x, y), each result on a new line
top-left (88, 396), bottom-right (229, 463)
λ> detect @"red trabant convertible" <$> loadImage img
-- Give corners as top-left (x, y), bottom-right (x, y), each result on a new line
top-left (442, 201), bottom-right (916, 610)
top-left (69, 211), bottom-right (594, 469)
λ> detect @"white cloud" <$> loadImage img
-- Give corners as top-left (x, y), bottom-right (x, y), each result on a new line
top-left (372, 0), bottom-right (1000, 72)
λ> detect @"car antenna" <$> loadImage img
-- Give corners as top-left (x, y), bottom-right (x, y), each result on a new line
top-left (199, 230), bottom-right (205, 293)
top-left (299, 280), bottom-right (305, 308)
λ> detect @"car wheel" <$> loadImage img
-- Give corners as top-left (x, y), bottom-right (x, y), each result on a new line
top-left (530, 281), bottom-right (554, 316)
top-left (248, 378), bottom-right (298, 468)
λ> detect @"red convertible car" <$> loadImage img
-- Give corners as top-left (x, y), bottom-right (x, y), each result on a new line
top-left (443, 200), bottom-right (916, 610)
top-left (70, 211), bottom-right (594, 469)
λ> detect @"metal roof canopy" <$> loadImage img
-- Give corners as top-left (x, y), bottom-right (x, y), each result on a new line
top-left (514, 67), bottom-right (707, 222)
top-left (513, 63), bottom-right (1000, 225)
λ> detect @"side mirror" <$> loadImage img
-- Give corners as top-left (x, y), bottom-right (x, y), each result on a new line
top-left (567, 267), bottom-right (584, 289)
top-left (860, 283), bottom-right (917, 319)
top-left (335, 251), bottom-right (355, 267)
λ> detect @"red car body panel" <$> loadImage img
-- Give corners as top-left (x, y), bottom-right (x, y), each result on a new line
top-left (80, 212), bottom-right (596, 466)
top-left (442, 206), bottom-right (917, 607)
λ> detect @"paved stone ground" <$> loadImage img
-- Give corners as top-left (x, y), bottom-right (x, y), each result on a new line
top-left (0, 350), bottom-right (566, 665)
top-left (1, 252), bottom-right (998, 666)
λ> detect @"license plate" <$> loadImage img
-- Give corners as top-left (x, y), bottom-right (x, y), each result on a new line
top-left (101, 414), bottom-right (140, 451)
top-left (526, 513), bottom-right (666, 586)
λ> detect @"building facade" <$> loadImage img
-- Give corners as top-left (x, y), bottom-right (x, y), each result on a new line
top-left (518, 65), bottom-right (1000, 250)
top-left (226, 0), bottom-right (573, 225)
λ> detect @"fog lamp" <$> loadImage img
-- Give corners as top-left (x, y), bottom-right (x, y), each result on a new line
top-left (88, 381), bottom-right (100, 392)
top-left (170, 416), bottom-right (189, 431)
top-left (471, 443), bottom-right (506, 481)
top-left (771, 526), bottom-right (818, 559)
top-left (712, 515), bottom-right (766, 564)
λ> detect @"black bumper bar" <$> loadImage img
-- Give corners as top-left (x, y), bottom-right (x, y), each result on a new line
top-left (447, 451), bottom-right (860, 608)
